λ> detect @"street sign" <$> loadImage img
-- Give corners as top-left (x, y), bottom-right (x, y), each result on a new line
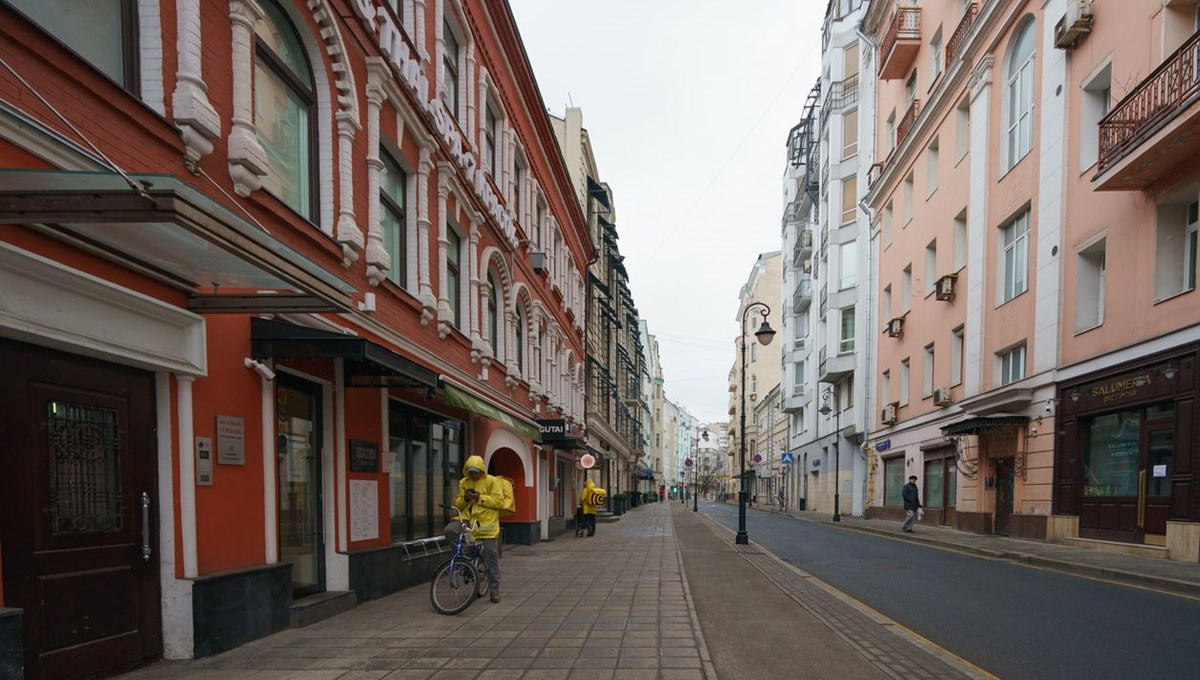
top-left (781, 452), bottom-right (795, 465)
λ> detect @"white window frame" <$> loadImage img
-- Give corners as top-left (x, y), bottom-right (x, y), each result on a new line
top-left (922, 344), bottom-right (935, 397)
top-left (999, 209), bottom-right (1031, 304)
top-left (1005, 19), bottom-right (1036, 172)
top-left (1074, 236), bottom-right (1107, 333)
top-left (999, 344), bottom-right (1026, 386)
top-left (839, 306), bottom-right (856, 354)
top-left (950, 326), bottom-right (964, 386)
top-left (899, 358), bottom-right (911, 407)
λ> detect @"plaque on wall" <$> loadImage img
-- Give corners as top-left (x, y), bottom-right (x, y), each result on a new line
top-left (349, 479), bottom-right (379, 542)
top-left (216, 414), bottom-right (245, 465)
top-left (349, 439), bottom-right (380, 473)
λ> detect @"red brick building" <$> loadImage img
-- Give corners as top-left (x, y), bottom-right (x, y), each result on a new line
top-left (0, 0), bottom-right (590, 675)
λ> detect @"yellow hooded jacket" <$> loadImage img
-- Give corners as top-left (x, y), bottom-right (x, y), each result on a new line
top-left (580, 479), bottom-right (606, 515)
top-left (454, 454), bottom-right (506, 539)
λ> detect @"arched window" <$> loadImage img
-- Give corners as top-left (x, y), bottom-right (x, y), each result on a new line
top-left (1005, 18), bottom-right (1036, 170)
top-left (255, 0), bottom-right (316, 218)
top-left (515, 304), bottom-right (526, 376)
top-left (486, 272), bottom-right (499, 352)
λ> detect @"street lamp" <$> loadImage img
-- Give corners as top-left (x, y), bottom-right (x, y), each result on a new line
top-left (695, 426), bottom-right (709, 512)
top-left (818, 385), bottom-right (842, 523)
top-left (738, 302), bottom-right (776, 545)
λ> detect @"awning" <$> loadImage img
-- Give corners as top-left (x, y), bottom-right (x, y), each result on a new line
top-left (0, 169), bottom-right (356, 313)
top-left (941, 414), bottom-right (1030, 437)
top-left (634, 466), bottom-right (655, 481)
top-left (440, 381), bottom-right (540, 441)
top-left (250, 318), bottom-right (437, 390)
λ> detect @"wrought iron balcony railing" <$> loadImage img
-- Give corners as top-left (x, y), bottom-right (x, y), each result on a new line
top-left (879, 7), bottom-right (921, 77)
top-left (897, 99), bottom-right (921, 146)
top-left (946, 3), bottom-right (979, 70)
top-left (1098, 30), bottom-right (1200, 174)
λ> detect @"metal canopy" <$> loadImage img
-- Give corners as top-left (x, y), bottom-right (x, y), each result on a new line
top-left (940, 414), bottom-right (1030, 437)
top-left (250, 318), bottom-right (437, 390)
top-left (0, 169), bottom-right (356, 313)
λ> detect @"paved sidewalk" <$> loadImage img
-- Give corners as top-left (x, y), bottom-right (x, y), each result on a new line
top-left (118, 502), bottom-right (988, 680)
top-left (756, 505), bottom-right (1200, 598)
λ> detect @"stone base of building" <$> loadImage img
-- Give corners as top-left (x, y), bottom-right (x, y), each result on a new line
top-left (547, 516), bottom-right (571, 538)
top-left (955, 511), bottom-right (994, 534)
top-left (192, 563), bottom-right (291, 658)
top-left (0, 608), bottom-right (22, 680)
top-left (866, 506), bottom-right (904, 522)
top-left (1008, 514), bottom-right (1048, 540)
top-left (501, 521), bottom-right (539, 545)
top-left (348, 542), bottom-right (451, 604)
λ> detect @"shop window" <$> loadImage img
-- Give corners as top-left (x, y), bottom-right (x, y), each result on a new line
top-left (1075, 237), bottom-right (1106, 332)
top-left (255, 0), bottom-right (316, 219)
top-left (8, 0), bottom-right (137, 91)
top-left (884, 456), bottom-right (905, 506)
top-left (389, 404), bottom-right (463, 541)
top-left (380, 151), bottom-right (407, 287)
top-left (1084, 411), bottom-right (1142, 497)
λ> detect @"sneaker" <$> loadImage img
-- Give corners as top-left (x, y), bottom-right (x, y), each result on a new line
top-left (490, 589), bottom-right (501, 603)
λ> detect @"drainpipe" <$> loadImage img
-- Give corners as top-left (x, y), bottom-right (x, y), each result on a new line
top-left (856, 15), bottom-right (879, 518)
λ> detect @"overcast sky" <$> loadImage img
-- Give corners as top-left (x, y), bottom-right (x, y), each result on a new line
top-left (509, 0), bottom-right (825, 424)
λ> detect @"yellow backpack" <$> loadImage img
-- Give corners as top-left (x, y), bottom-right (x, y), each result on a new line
top-left (496, 475), bottom-right (516, 518)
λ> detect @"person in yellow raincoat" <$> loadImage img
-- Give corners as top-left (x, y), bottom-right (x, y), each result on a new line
top-left (454, 455), bottom-right (507, 602)
top-left (577, 478), bottom-right (606, 537)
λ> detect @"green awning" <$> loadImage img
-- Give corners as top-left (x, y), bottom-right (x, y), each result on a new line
top-left (441, 382), bottom-right (541, 441)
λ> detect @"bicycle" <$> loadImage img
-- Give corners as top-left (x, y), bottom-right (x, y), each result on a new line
top-left (429, 504), bottom-right (491, 615)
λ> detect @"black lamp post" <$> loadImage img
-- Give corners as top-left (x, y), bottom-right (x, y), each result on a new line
top-left (694, 427), bottom-right (708, 512)
top-left (818, 386), bottom-right (842, 523)
top-left (738, 302), bottom-right (776, 545)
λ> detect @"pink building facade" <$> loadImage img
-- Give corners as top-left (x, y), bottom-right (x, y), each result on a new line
top-left (865, 0), bottom-right (1200, 555)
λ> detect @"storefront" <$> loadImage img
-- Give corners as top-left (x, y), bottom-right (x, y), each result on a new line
top-left (1055, 346), bottom-right (1199, 546)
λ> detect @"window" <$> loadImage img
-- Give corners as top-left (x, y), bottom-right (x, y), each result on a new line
top-left (884, 457), bottom-right (905, 507)
top-left (883, 285), bottom-right (893, 320)
top-left (8, 0), bottom-right (137, 90)
top-left (1000, 210), bottom-right (1031, 303)
top-left (1154, 192), bottom-right (1199, 299)
top-left (515, 305), bottom-right (527, 375)
top-left (926, 137), bottom-right (940, 196)
top-left (447, 228), bottom-right (462, 327)
top-left (1075, 237), bottom-right (1106, 332)
top-left (883, 202), bottom-right (894, 245)
top-left (905, 70), bottom-right (917, 105)
top-left (902, 264), bottom-right (913, 312)
top-left (950, 326), bottom-right (964, 386)
top-left (513, 158), bottom-right (525, 220)
top-left (793, 360), bottom-right (806, 392)
top-left (881, 369), bottom-right (891, 405)
top-left (442, 20), bottom-right (460, 118)
top-left (1006, 19), bottom-right (1036, 170)
top-left (841, 176), bottom-right (858, 225)
top-left (900, 358), bottom-right (911, 406)
top-left (903, 173), bottom-right (914, 223)
top-left (885, 111), bottom-right (896, 154)
top-left (925, 239), bottom-right (937, 296)
top-left (839, 306), bottom-right (856, 354)
top-left (380, 151), bottom-right (407, 287)
top-left (923, 344), bottom-right (935, 397)
top-left (255, 0), bottom-right (316, 218)
top-left (484, 104), bottom-right (498, 177)
top-left (843, 109), bottom-right (859, 160)
top-left (1080, 64), bottom-right (1112, 171)
top-left (930, 26), bottom-right (944, 81)
top-left (751, 344), bottom-right (758, 362)
top-left (486, 272), bottom-right (499, 351)
top-left (999, 344), bottom-right (1026, 385)
top-left (955, 97), bottom-right (971, 162)
top-left (844, 42), bottom-right (860, 79)
top-left (953, 208), bottom-right (967, 269)
top-left (389, 405), bottom-right (463, 541)
top-left (840, 244), bottom-right (857, 290)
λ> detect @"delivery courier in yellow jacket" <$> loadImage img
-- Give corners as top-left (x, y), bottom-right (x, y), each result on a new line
top-left (454, 455), bottom-right (507, 601)
top-left (576, 479), bottom-right (606, 537)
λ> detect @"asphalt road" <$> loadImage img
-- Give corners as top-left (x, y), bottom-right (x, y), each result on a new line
top-left (701, 501), bottom-right (1200, 680)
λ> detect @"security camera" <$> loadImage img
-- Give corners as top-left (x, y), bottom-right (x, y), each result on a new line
top-left (244, 358), bottom-right (276, 381)
top-left (1044, 401), bottom-right (1053, 414)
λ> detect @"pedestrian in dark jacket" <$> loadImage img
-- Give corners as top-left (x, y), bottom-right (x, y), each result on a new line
top-left (901, 475), bottom-right (921, 533)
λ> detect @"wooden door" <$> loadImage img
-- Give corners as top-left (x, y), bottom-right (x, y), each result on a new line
top-left (994, 459), bottom-right (1015, 536)
top-left (0, 340), bottom-right (161, 679)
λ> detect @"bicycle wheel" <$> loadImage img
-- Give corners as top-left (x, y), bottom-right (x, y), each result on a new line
top-left (474, 557), bottom-right (490, 598)
top-left (430, 559), bottom-right (479, 615)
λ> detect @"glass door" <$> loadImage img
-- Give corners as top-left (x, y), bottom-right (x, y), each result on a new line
top-left (276, 376), bottom-right (324, 597)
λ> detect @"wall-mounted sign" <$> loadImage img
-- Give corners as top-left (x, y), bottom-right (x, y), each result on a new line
top-left (536, 419), bottom-right (569, 442)
top-left (216, 415), bottom-right (245, 465)
top-left (349, 440), bottom-right (380, 473)
top-left (196, 437), bottom-right (213, 486)
top-left (875, 439), bottom-right (892, 452)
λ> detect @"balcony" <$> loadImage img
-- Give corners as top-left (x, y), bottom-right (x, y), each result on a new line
top-left (821, 74), bottom-right (860, 128)
top-left (897, 99), bottom-right (921, 147)
top-left (879, 7), bottom-right (921, 80)
top-left (818, 346), bottom-right (855, 382)
top-left (792, 228), bottom-right (813, 266)
top-left (1095, 30), bottom-right (1200, 190)
top-left (945, 3), bottom-right (978, 70)
top-left (793, 278), bottom-right (813, 313)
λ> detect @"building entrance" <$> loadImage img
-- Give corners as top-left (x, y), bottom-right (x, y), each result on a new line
top-left (0, 340), bottom-right (162, 679)
top-left (276, 375), bottom-right (325, 597)
top-left (1081, 403), bottom-right (1175, 544)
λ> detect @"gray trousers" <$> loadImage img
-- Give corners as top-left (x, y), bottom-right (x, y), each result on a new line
top-left (902, 509), bottom-right (918, 531)
top-left (479, 537), bottom-right (501, 590)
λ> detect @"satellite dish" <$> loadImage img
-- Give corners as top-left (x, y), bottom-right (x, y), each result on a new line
top-left (580, 453), bottom-right (596, 469)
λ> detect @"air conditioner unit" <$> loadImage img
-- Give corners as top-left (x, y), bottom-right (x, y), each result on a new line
top-left (531, 251), bottom-right (548, 275)
top-left (933, 387), bottom-right (953, 406)
top-left (1054, 0), bottom-right (1093, 49)
top-left (885, 317), bottom-right (905, 338)
top-left (935, 273), bottom-right (957, 301)
top-left (881, 403), bottom-right (898, 425)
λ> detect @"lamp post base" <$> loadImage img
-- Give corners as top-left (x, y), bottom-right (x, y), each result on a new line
top-left (736, 490), bottom-right (749, 544)
top-left (833, 492), bottom-right (841, 522)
